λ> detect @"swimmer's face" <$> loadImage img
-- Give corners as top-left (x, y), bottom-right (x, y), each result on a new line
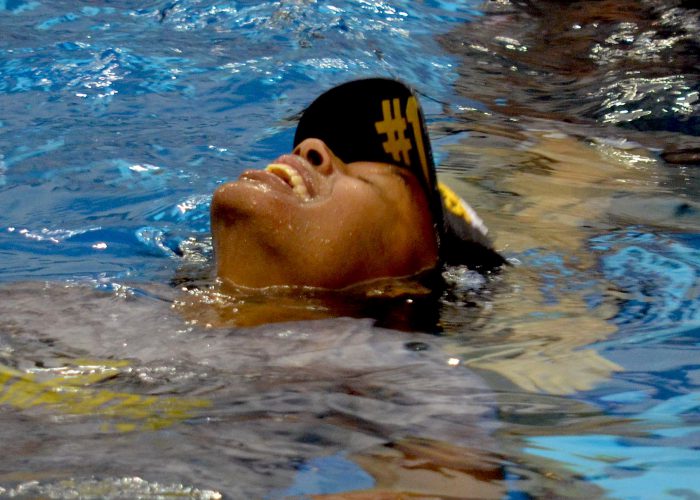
top-left (211, 138), bottom-right (439, 289)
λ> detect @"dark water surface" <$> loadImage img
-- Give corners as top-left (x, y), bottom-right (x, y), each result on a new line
top-left (1, 1), bottom-right (699, 498)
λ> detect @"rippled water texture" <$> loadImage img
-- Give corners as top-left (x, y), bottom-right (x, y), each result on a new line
top-left (1, 1), bottom-right (700, 498)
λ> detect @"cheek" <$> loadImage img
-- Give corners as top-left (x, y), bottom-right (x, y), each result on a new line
top-left (317, 184), bottom-right (395, 234)
top-left (306, 184), bottom-right (423, 256)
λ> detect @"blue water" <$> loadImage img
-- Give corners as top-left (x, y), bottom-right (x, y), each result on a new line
top-left (2, 1), bottom-right (700, 498)
top-left (527, 231), bottom-right (700, 499)
top-left (1, 0), bottom-right (476, 283)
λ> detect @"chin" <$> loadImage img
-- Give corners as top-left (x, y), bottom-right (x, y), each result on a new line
top-left (212, 180), bottom-right (298, 223)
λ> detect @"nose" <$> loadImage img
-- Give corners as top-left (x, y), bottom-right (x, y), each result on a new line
top-left (293, 138), bottom-right (335, 175)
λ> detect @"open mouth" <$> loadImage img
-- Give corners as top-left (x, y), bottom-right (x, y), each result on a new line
top-left (264, 162), bottom-right (311, 201)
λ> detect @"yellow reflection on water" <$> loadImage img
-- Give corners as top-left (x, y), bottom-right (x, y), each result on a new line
top-left (0, 360), bottom-right (210, 432)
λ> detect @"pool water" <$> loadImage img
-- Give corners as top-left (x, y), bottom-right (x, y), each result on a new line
top-left (1, 0), bottom-right (699, 498)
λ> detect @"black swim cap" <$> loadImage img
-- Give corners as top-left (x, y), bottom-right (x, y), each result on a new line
top-left (294, 78), bottom-right (505, 270)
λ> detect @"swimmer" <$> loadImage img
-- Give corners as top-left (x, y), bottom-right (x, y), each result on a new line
top-left (211, 78), bottom-right (504, 289)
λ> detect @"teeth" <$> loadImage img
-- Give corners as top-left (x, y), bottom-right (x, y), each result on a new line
top-left (265, 163), bottom-right (310, 200)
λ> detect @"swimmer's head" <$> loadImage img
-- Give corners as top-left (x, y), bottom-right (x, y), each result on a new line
top-left (211, 78), bottom-right (504, 289)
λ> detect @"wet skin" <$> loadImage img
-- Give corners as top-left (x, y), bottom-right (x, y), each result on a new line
top-left (211, 138), bottom-right (439, 289)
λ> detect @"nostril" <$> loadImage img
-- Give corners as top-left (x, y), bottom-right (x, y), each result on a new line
top-left (306, 149), bottom-right (324, 167)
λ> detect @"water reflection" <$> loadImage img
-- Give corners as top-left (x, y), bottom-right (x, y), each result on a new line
top-left (174, 274), bottom-right (444, 331)
top-left (0, 281), bottom-right (507, 497)
top-left (432, 2), bottom-right (700, 497)
top-left (440, 0), bottom-right (700, 137)
top-left (0, 360), bottom-right (209, 433)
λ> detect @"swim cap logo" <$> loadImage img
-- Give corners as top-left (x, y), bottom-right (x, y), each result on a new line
top-left (375, 97), bottom-right (431, 189)
top-left (375, 98), bottom-right (412, 165)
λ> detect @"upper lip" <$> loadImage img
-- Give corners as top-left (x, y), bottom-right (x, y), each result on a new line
top-left (239, 154), bottom-right (319, 200)
top-left (274, 154), bottom-right (319, 198)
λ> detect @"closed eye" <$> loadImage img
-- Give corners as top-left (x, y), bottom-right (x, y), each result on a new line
top-left (349, 163), bottom-right (413, 188)
top-left (394, 170), bottom-right (412, 186)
